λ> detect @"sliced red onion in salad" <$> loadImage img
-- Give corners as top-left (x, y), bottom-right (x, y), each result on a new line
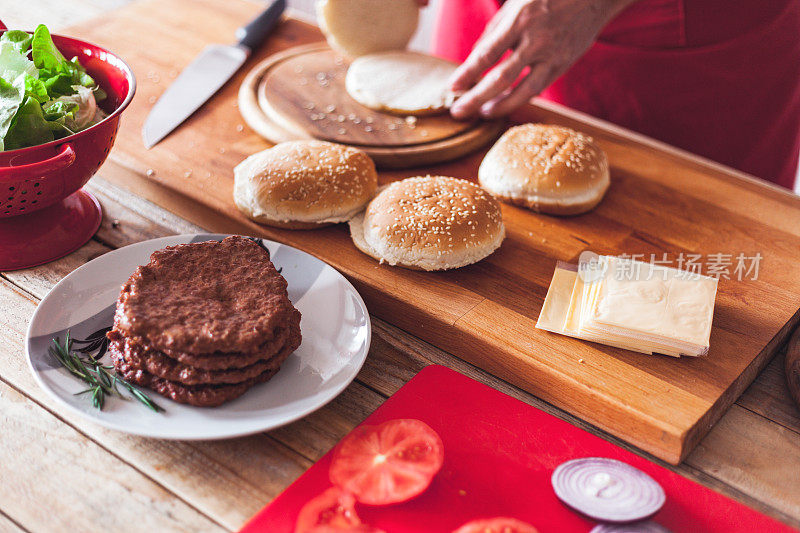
top-left (551, 458), bottom-right (665, 523)
top-left (591, 521), bottom-right (672, 533)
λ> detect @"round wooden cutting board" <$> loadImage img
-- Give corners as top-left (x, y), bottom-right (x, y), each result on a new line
top-left (239, 44), bottom-right (504, 168)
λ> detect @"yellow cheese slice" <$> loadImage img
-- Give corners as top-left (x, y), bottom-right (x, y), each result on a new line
top-left (536, 265), bottom-right (578, 333)
top-left (537, 256), bottom-right (718, 358)
top-left (566, 269), bottom-right (682, 356)
top-left (537, 264), bottom-right (681, 356)
top-left (589, 256), bottom-right (717, 352)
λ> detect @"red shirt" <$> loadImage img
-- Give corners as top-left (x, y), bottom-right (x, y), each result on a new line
top-left (433, 0), bottom-right (800, 189)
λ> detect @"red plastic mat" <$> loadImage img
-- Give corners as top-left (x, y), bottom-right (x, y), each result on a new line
top-left (242, 365), bottom-right (792, 532)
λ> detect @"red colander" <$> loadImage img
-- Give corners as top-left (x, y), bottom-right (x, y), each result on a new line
top-left (0, 21), bottom-right (136, 270)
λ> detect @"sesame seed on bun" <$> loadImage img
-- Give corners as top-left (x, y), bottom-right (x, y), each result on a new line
top-left (234, 140), bottom-right (378, 229)
top-left (479, 124), bottom-right (610, 216)
top-left (349, 176), bottom-right (505, 271)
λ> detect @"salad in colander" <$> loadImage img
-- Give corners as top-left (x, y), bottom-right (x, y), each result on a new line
top-left (0, 24), bottom-right (107, 151)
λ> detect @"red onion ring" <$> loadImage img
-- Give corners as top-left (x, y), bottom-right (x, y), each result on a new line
top-left (591, 521), bottom-right (672, 533)
top-left (551, 458), bottom-right (665, 523)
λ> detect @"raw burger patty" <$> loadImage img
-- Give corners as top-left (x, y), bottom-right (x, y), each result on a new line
top-left (107, 319), bottom-right (301, 385)
top-left (113, 236), bottom-right (296, 354)
top-left (113, 351), bottom-right (281, 407)
top-left (109, 308), bottom-right (301, 371)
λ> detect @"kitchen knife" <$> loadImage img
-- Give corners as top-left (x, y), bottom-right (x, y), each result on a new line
top-left (142, 0), bottom-right (286, 148)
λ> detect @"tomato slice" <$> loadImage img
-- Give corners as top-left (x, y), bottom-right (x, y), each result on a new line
top-left (295, 487), bottom-right (382, 533)
top-left (452, 517), bottom-right (539, 533)
top-left (329, 418), bottom-right (445, 505)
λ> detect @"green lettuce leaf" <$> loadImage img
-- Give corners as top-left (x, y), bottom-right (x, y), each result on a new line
top-left (31, 25), bottom-right (103, 98)
top-left (0, 40), bottom-right (37, 82)
top-left (0, 75), bottom-right (25, 150)
top-left (42, 100), bottom-right (78, 123)
top-left (0, 30), bottom-right (33, 54)
top-left (24, 74), bottom-right (49, 103)
top-left (3, 96), bottom-right (69, 150)
top-left (42, 71), bottom-right (74, 97)
top-left (31, 24), bottom-right (67, 72)
top-left (45, 85), bottom-right (96, 130)
top-left (70, 58), bottom-right (97, 89)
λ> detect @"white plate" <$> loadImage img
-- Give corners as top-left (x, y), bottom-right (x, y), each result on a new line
top-left (26, 234), bottom-right (371, 440)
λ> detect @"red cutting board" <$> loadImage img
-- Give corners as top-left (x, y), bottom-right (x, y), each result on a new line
top-left (241, 366), bottom-right (792, 532)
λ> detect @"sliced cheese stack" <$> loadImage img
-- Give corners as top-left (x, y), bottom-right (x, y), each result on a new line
top-left (537, 255), bottom-right (718, 357)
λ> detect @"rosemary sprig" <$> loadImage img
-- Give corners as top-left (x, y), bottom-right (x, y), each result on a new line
top-left (70, 326), bottom-right (112, 358)
top-left (49, 331), bottom-right (163, 413)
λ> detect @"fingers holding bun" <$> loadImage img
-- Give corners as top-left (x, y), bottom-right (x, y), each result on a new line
top-left (479, 124), bottom-right (610, 216)
top-left (234, 140), bottom-right (378, 229)
top-left (349, 176), bottom-right (505, 271)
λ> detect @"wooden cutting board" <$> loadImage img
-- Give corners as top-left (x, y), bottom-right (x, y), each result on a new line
top-left (238, 44), bottom-right (505, 168)
top-left (243, 366), bottom-right (792, 532)
top-left (68, 0), bottom-right (800, 464)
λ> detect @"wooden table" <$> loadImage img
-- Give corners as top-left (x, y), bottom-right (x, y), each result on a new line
top-left (2, 3), bottom-right (800, 531)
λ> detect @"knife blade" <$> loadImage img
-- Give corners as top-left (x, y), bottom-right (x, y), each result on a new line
top-left (142, 0), bottom-right (286, 148)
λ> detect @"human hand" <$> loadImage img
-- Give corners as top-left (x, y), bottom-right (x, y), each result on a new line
top-left (449, 0), bottom-right (635, 119)
top-left (416, 0), bottom-right (428, 5)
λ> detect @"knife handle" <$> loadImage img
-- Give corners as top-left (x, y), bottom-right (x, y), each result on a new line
top-left (236, 0), bottom-right (287, 51)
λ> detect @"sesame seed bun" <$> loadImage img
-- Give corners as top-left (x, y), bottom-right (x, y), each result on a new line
top-left (317, 0), bottom-right (419, 58)
top-left (234, 140), bottom-right (378, 229)
top-left (478, 124), bottom-right (610, 216)
top-left (345, 52), bottom-right (457, 116)
top-left (349, 176), bottom-right (505, 271)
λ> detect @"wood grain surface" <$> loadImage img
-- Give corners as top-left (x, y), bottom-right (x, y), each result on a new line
top-left (2, 175), bottom-right (800, 529)
top-left (61, 0), bottom-right (800, 464)
top-left (2, 2), bottom-right (800, 531)
top-left (261, 47), bottom-right (474, 145)
top-left (240, 44), bottom-right (505, 167)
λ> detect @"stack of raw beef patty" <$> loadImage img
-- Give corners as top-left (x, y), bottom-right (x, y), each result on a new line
top-left (107, 236), bottom-right (302, 407)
